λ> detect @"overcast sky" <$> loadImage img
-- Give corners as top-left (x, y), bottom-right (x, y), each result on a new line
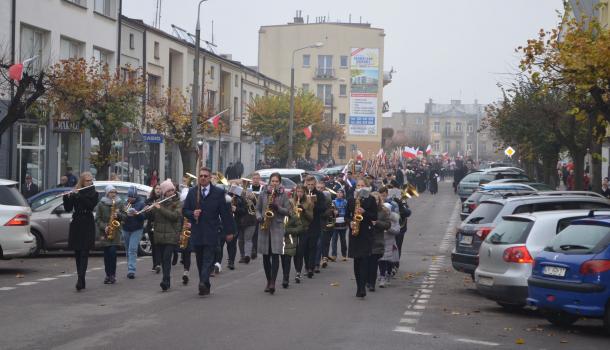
top-left (123, 0), bottom-right (564, 113)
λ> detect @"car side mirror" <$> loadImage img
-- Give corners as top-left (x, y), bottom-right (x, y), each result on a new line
top-left (52, 205), bottom-right (66, 215)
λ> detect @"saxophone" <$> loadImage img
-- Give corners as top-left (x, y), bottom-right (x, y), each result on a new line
top-left (107, 199), bottom-right (121, 240)
top-left (350, 195), bottom-right (364, 237)
top-left (326, 202), bottom-right (337, 229)
top-left (179, 217), bottom-right (191, 249)
top-left (261, 187), bottom-right (276, 231)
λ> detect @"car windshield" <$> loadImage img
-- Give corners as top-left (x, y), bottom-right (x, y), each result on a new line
top-left (30, 192), bottom-right (62, 209)
top-left (465, 202), bottom-right (503, 224)
top-left (486, 219), bottom-right (533, 244)
top-left (551, 224), bottom-right (610, 253)
top-left (33, 197), bottom-right (64, 212)
top-left (0, 185), bottom-right (28, 207)
top-left (467, 192), bottom-right (484, 202)
top-left (462, 173), bottom-right (481, 183)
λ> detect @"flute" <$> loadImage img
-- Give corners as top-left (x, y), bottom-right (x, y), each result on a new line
top-left (53, 184), bottom-right (96, 199)
top-left (136, 194), bottom-right (177, 215)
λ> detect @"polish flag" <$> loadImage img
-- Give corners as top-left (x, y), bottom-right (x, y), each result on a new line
top-left (416, 147), bottom-right (423, 157)
top-left (425, 144), bottom-right (432, 155)
top-left (442, 152), bottom-right (449, 160)
top-left (356, 150), bottom-right (364, 161)
top-left (303, 124), bottom-right (313, 140)
top-left (403, 146), bottom-right (417, 159)
top-left (207, 109), bottom-right (228, 129)
top-left (7, 56), bottom-right (38, 82)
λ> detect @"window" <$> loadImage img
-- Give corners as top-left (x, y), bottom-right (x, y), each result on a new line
top-left (94, 0), bottom-right (111, 17)
top-left (433, 121), bottom-right (440, 133)
top-left (339, 113), bottom-right (346, 125)
top-left (444, 141), bottom-right (450, 152)
top-left (121, 68), bottom-right (136, 81)
top-left (416, 118), bottom-right (423, 125)
top-left (444, 122), bottom-right (451, 136)
top-left (92, 47), bottom-right (111, 66)
top-left (467, 123), bottom-right (474, 133)
top-left (338, 145), bottom-right (346, 159)
top-left (302, 83), bottom-right (309, 92)
top-left (433, 141), bottom-right (440, 151)
top-left (210, 66), bottom-right (215, 80)
top-left (455, 122), bottom-right (462, 132)
top-left (340, 55), bottom-right (348, 68)
top-left (456, 141), bottom-right (462, 153)
top-left (20, 25), bottom-right (47, 73)
top-left (339, 84), bottom-right (347, 97)
top-left (60, 36), bottom-right (84, 59)
top-left (234, 97), bottom-right (239, 120)
top-left (302, 54), bottom-right (310, 67)
top-left (129, 33), bottom-right (135, 49)
top-left (317, 84), bottom-right (332, 106)
top-left (153, 41), bottom-right (160, 59)
top-left (318, 55), bottom-right (333, 76)
top-left (147, 74), bottom-right (161, 102)
top-left (235, 74), bottom-right (239, 88)
top-left (466, 143), bottom-right (472, 152)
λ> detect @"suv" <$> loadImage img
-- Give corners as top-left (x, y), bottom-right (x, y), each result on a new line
top-left (451, 192), bottom-right (610, 278)
top-left (527, 213), bottom-right (610, 333)
top-left (0, 179), bottom-right (36, 259)
top-left (475, 210), bottom-right (597, 308)
top-left (461, 186), bottom-right (538, 220)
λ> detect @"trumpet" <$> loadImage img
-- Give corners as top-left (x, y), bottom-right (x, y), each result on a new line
top-left (136, 194), bottom-right (177, 215)
top-left (53, 184), bottom-right (95, 199)
top-left (402, 183), bottom-right (419, 199)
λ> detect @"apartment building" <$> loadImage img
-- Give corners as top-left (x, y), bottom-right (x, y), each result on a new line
top-left (258, 13), bottom-right (389, 163)
top-left (0, 0), bottom-right (120, 188)
top-left (381, 111), bottom-right (429, 150)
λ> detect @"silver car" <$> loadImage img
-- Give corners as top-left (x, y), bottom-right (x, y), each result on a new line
top-left (29, 181), bottom-right (152, 256)
top-left (0, 179), bottom-right (36, 259)
top-left (474, 210), bottom-right (605, 308)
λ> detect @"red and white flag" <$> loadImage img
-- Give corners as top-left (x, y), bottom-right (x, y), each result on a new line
top-left (416, 147), bottom-right (423, 157)
top-left (442, 152), bottom-right (449, 160)
top-left (403, 146), bottom-right (417, 159)
top-left (303, 124), bottom-right (313, 140)
top-left (356, 150), bottom-right (364, 161)
top-left (425, 144), bottom-right (432, 155)
top-left (7, 56), bottom-right (38, 82)
top-left (206, 109), bottom-right (228, 129)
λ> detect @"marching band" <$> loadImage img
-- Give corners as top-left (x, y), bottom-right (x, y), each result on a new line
top-left (62, 162), bottom-right (413, 298)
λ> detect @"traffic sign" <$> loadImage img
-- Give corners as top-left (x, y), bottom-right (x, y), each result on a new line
top-left (504, 146), bottom-right (515, 158)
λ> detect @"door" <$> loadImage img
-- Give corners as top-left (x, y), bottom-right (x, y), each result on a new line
top-left (17, 123), bottom-right (46, 191)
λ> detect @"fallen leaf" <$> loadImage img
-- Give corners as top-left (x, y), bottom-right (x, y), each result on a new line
top-left (504, 327), bottom-right (513, 331)
top-left (560, 339), bottom-right (568, 344)
top-left (330, 282), bottom-right (339, 287)
top-left (16, 273), bottom-right (24, 278)
top-left (515, 338), bottom-right (525, 345)
top-left (451, 311), bottom-right (461, 315)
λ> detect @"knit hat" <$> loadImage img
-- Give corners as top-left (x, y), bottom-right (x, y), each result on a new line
top-left (160, 179), bottom-right (175, 195)
top-left (105, 185), bottom-right (116, 195)
top-left (127, 186), bottom-right (138, 198)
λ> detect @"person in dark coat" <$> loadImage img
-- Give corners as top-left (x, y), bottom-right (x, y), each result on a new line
top-left (284, 184), bottom-right (313, 286)
top-left (21, 174), bottom-right (39, 199)
top-left (145, 185), bottom-right (162, 273)
top-left (301, 175), bottom-right (328, 278)
top-left (95, 185), bottom-right (124, 284)
top-left (395, 166), bottom-right (405, 187)
top-left (347, 178), bottom-right (378, 298)
top-left (368, 192), bottom-right (391, 292)
top-left (182, 167), bottom-right (235, 296)
top-left (65, 167), bottom-right (78, 187)
top-left (62, 172), bottom-right (99, 291)
top-left (429, 170), bottom-right (439, 195)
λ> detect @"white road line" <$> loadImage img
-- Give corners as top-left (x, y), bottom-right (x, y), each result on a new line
top-left (117, 262), bottom-right (126, 265)
top-left (90, 267), bottom-right (103, 271)
top-left (0, 287), bottom-right (17, 291)
top-left (399, 318), bottom-right (419, 324)
top-left (37, 278), bottom-right (58, 281)
top-left (455, 338), bottom-right (500, 347)
top-left (393, 326), bottom-right (432, 336)
top-left (413, 305), bottom-right (426, 310)
top-left (16, 282), bottom-right (39, 286)
top-left (403, 311), bottom-right (421, 316)
top-left (419, 294), bottom-right (431, 299)
top-left (56, 274), bottom-right (73, 278)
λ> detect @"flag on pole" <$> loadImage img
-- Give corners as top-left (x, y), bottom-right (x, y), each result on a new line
top-left (7, 56), bottom-right (38, 82)
top-left (303, 124), bottom-right (313, 140)
top-left (356, 150), bottom-right (364, 161)
top-left (425, 144), bottom-right (432, 155)
top-left (403, 146), bottom-right (417, 159)
top-left (416, 147), bottom-right (423, 157)
top-left (206, 109), bottom-right (228, 129)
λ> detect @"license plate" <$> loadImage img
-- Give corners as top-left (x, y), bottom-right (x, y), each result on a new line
top-left (460, 235), bottom-right (473, 245)
top-left (478, 276), bottom-right (493, 286)
top-left (543, 266), bottom-right (566, 277)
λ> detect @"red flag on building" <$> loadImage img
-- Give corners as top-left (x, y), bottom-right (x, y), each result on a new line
top-left (207, 109), bottom-right (228, 129)
top-left (303, 124), bottom-right (313, 140)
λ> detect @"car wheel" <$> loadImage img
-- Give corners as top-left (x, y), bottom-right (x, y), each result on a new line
top-left (137, 232), bottom-right (152, 256)
top-left (496, 302), bottom-right (524, 312)
top-left (545, 311), bottom-right (579, 328)
top-left (30, 230), bottom-right (44, 257)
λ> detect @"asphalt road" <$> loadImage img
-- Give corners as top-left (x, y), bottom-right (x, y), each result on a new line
top-left (1, 182), bottom-right (608, 349)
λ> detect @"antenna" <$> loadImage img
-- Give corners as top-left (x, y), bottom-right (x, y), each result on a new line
top-left (211, 20), bottom-right (215, 46)
top-left (154, 0), bottom-right (162, 29)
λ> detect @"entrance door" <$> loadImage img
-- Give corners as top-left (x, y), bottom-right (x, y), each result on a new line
top-left (17, 123), bottom-right (46, 190)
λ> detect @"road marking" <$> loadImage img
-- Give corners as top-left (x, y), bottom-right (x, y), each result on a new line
top-left (0, 287), bottom-right (17, 291)
top-left (37, 278), bottom-right (57, 281)
top-left (403, 311), bottom-right (421, 316)
top-left (56, 274), bottom-right (73, 278)
top-left (91, 267), bottom-right (103, 271)
top-left (16, 282), bottom-right (39, 286)
top-left (455, 338), bottom-right (500, 347)
top-left (399, 318), bottom-right (419, 324)
top-left (393, 326), bottom-right (432, 336)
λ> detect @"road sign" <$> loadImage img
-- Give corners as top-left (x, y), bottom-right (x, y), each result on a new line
top-left (504, 146), bottom-right (515, 158)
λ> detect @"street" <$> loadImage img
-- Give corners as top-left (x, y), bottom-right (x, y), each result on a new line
top-left (1, 182), bottom-right (608, 350)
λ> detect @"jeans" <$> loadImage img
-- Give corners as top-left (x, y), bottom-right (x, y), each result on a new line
top-left (103, 245), bottom-right (118, 277)
top-left (193, 244), bottom-right (215, 287)
top-left (159, 244), bottom-right (175, 285)
top-left (149, 230), bottom-right (161, 268)
top-left (122, 228), bottom-right (144, 274)
top-left (331, 228), bottom-right (347, 257)
top-left (238, 226), bottom-right (256, 258)
top-left (74, 249), bottom-right (89, 278)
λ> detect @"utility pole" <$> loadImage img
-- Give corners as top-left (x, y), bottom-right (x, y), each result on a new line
top-left (192, 0), bottom-right (207, 174)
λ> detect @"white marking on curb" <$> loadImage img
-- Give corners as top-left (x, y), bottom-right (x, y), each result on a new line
top-left (37, 278), bottom-right (57, 281)
top-left (403, 311), bottom-right (422, 316)
top-left (0, 287), bottom-right (17, 291)
top-left (455, 338), bottom-right (500, 347)
top-left (393, 326), bottom-right (432, 336)
top-left (399, 318), bottom-right (419, 324)
top-left (16, 282), bottom-right (39, 286)
top-left (56, 274), bottom-right (73, 278)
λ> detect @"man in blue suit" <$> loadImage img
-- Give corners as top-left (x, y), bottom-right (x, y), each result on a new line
top-left (183, 167), bottom-right (235, 296)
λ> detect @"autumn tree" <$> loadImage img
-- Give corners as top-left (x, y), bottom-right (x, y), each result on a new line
top-left (315, 121), bottom-right (345, 161)
top-left (43, 59), bottom-right (145, 180)
top-left (245, 91), bottom-right (324, 166)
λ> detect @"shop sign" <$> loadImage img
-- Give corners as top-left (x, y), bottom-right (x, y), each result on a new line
top-left (52, 119), bottom-right (81, 132)
top-left (142, 133), bottom-right (164, 143)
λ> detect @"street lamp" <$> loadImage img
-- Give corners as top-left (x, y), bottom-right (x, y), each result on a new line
top-left (286, 41), bottom-right (324, 167)
top-left (191, 0), bottom-right (208, 172)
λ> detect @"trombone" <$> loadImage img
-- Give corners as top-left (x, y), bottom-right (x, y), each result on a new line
top-left (216, 172), bottom-right (229, 186)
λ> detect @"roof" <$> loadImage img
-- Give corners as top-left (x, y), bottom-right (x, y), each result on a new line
top-left (483, 192), bottom-right (608, 204)
top-left (259, 22), bottom-right (384, 32)
top-left (505, 209), bottom-right (607, 221)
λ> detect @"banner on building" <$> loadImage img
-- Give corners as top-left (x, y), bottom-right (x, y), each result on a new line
top-left (349, 48), bottom-right (379, 136)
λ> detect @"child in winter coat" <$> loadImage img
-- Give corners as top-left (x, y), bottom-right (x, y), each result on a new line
top-left (379, 202), bottom-right (400, 287)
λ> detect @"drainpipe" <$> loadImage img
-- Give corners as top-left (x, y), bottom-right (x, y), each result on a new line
top-left (8, 0), bottom-right (16, 180)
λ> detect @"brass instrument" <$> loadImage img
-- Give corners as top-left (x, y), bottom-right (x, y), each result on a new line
top-left (350, 195), bottom-right (363, 236)
top-left (106, 199), bottom-right (121, 240)
top-left (402, 183), bottom-right (419, 199)
top-left (326, 202), bottom-right (336, 229)
top-left (136, 194), bottom-right (177, 215)
top-left (245, 191), bottom-right (257, 216)
top-left (53, 184), bottom-right (96, 199)
top-left (179, 217), bottom-right (191, 249)
top-left (261, 187), bottom-right (276, 231)
top-left (216, 172), bottom-right (229, 186)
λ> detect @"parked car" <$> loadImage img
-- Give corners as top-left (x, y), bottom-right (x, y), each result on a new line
top-left (461, 186), bottom-right (536, 221)
top-left (0, 179), bottom-right (36, 259)
top-left (457, 169), bottom-right (530, 202)
top-left (527, 212), bottom-right (610, 333)
top-left (475, 210), bottom-right (598, 309)
top-left (28, 181), bottom-right (152, 256)
top-left (457, 171), bottom-right (484, 201)
top-left (485, 180), bottom-right (555, 191)
top-left (452, 192), bottom-right (610, 278)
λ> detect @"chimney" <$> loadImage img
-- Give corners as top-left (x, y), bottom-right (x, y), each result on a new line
top-left (293, 10), bottom-right (304, 24)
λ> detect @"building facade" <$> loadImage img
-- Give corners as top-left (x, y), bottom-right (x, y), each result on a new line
top-left (382, 111), bottom-right (429, 150)
top-left (258, 13), bottom-right (389, 163)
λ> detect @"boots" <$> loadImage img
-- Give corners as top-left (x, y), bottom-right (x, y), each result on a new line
top-left (282, 275), bottom-right (289, 289)
top-left (75, 275), bottom-right (85, 291)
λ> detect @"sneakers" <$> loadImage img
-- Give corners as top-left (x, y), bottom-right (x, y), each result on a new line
top-left (127, 272), bottom-right (135, 279)
top-left (321, 258), bottom-right (328, 268)
top-left (328, 256), bottom-right (337, 262)
top-left (295, 273), bottom-right (301, 283)
top-left (385, 276), bottom-right (391, 286)
top-left (342, 257), bottom-right (348, 261)
top-left (154, 265), bottom-right (161, 274)
top-left (379, 277), bottom-right (386, 288)
top-left (214, 262), bottom-right (222, 274)
top-left (182, 270), bottom-right (189, 285)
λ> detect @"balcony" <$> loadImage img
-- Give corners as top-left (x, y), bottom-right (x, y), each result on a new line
top-left (314, 67), bottom-right (336, 80)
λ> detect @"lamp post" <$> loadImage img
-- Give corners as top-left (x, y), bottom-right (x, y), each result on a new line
top-left (286, 41), bottom-right (324, 168)
top-left (191, 0), bottom-right (208, 173)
